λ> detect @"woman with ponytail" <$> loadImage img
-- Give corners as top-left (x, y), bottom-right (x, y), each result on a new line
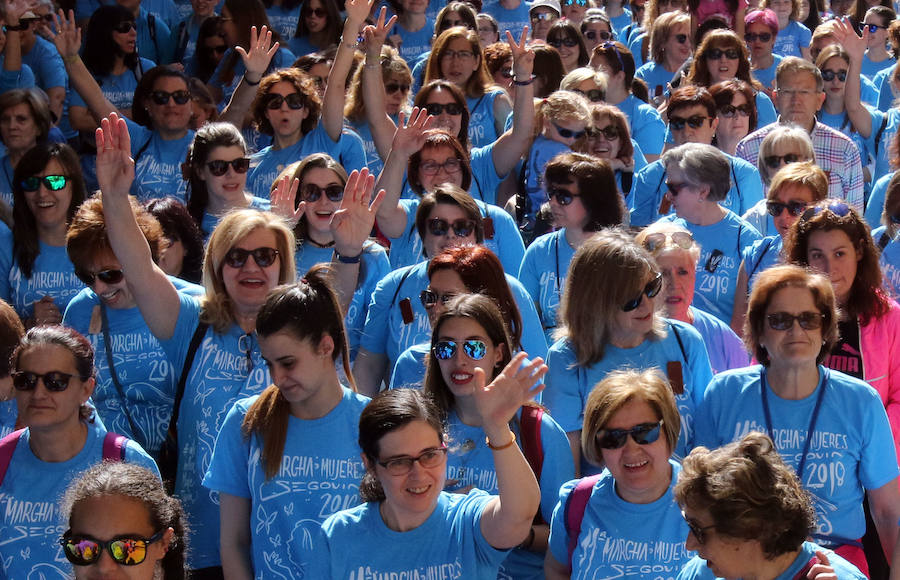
top-left (203, 266), bottom-right (371, 578)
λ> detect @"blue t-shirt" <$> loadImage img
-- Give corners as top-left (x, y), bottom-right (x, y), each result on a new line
top-left (879, 231), bottom-right (900, 299)
top-left (0, 58), bottom-right (35, 94)
top-left (875, 64), bottom-right (897, 111)
top-left (71, 57), bottom-right (157, 113)
top-left (862, 53), bottom-right (895, 81)
top-left (660, 212), bottom-right (762, 324)
top-left (543, 319), bottom-right (713, 462)
top-left (209, 47), bottom-right (296, 106)
top-left (160, 293), bottom-right (272, 569)
top-left (634, 61), bottom-right (677, 100)
top-left (0, 420), bottom-right (159, 579)
top-left (751, 54), bottom-right (783, 93)
top-left (615, 94), bottom-right (666, 157)
top-left (21, 36), bottom-right (66, 94)
top-left (246, 123), bottom-right (341, 198)
top-left (199, 196), bottom-right (270, 240)
top-left (772, 20), bottom-right (811, 59)
top-left (62, 278), bottom-right (203, 458)
top-left (347, 117), bottom-right (386, 178)
top-left (694, 365), bottom-right (900, 544)
top-left (311, 490), bottom-right (509, 579)
top-left (445, 408), bottom-right (574, 579)
top-left (524, 135), bottom-right (572, 216)
top-left (690, 306), bottom-right (748, 374)
top-left (866, 170), bottom-right (894, 228)
top-left (548, 461), bottom-right (693, 579)
top-left (518, 228), bottom-right (576, 342)
top-left (0, 225), bottom-right (85, 321)
top-left (742, 234), bottom-right (783, 291)
top-left (265, 3), bottom-right (301, 39)
top-left (391, 21), bottom-right (434, 64)
top-left (0, 155), bottom-right (13, 207)
top-left (818, 107), bottom-right (880, 168)
top-left (125, 117), bottom-right (194, 202)
top-left (467, 89), bottom-right (504, 149)
top-left (203, 387), bottom-right (370, 576)
top-left (676, 541), bottom-right (866, 579)
top-left (870, 107), bottom-right (899, 187)
top-left (137, 8), bottom-right (175, 64)
top-left (608, 9), bottom-right (633, 37)
top-left (336, 125), bottom-right (369, 175)
top-left (482, 0), bottom-right (530, 42)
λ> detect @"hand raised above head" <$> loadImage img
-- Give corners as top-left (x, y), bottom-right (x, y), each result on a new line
top-left (95, 113), bottom-right (135, 199)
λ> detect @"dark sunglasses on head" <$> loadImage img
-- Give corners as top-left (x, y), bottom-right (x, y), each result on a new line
top-left (433, 339), bottom-right (488, 360)
top-left (704, 47), bottom-right (740, 60)
top-left (265, 92), bottom-right (305, 110)
top-left (744, 32), bottom-right (772, 42)
top-left (149, 90), bottom-right (191, 105)
top-left (553, 122), bottom-right (586, 139)
top-left (674, 33), bottom-right (688, 44)
top-left (547, 186), bottom-right (579, 206)
top-left (763, 153), bottom-right (801, 169)
top-left (420, 289), bottom-right (455, 308)
top-left (766, 311), bottom-right (824, 331)
top-left (766, 200), bottom-right (807, 217)
top-left (60, 531), bottom-right (165, 566)
top-left (75, 268), bottom-right (125, 287)
top-left (427, 218), bottom-right (476, 237)
top-left (588, 125), bottom-right (620, 140)
top-left (683, 515), bottom-right (716, 545)
top-left (821, 68), bottom-right (847, 82)
top-left (596, 419), bottom-right (664, 449)
top-left (424, 102), bottom-right (464, 116)
top-left (622, 272), bottom-right (663, 312)
top-left (584, 30), bottom-right (613, 41)
top-left (113, 20), bottom-right (136, 33)
top-left (13, 370), bottom-right (85, 392)
top-left (574, 88), bottom-right (604, 102)
top-left (301, 183), bottom-right (344, 202)
top-left (548, 37), bottom-right (579, 48)
top-left (718, 103), bottom-right (752, 118)
top-left (668, 115), bottom-right (709, 130)
top-left (223, 247), bottom-right (279, 269)
top-left (206, 158), bottom-right (250, 176)
top-left (386, 82), bottom-right (410, 94)
top-left (642, 231), bottom-right (694, 252)
top-left (303, 6), bottom-right (327, 17)
top-left (20, 175), bottom-right (68, 192)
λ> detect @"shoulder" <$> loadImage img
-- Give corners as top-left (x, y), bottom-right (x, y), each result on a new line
top-left (636, 158), bottom-right (665, 178)
top-left (727, 154), bottom-right (759, 172)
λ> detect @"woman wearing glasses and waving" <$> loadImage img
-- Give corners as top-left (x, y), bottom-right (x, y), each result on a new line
top-left (543, 229), bottom-right (713, 476)
top-left (0, 325), bottom-right (158, 579)
top-left (545, 368), bottom-right (692, 579)
top-left (695, 262), bottom-right (900, 576)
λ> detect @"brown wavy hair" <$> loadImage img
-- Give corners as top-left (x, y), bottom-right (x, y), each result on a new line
top-left (251, 68), bottom-right (322, 137)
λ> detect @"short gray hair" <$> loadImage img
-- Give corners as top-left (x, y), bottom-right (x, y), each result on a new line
top-left (661, 143), bottom-right (732, 202)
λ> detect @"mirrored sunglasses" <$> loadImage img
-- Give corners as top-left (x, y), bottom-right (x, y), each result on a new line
top-left (432, 339), bottom-right (488, 360)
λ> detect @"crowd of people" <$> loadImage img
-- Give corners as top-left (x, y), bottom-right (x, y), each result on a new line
top-left (0, 0), bottom-right (899, 576)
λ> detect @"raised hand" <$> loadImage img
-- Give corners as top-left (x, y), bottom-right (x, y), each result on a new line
top-left (362, 7), bottom-right (397, 58)
top-left (391, 107), bottom-right (434, 157)
top-left (345, 0), bottom-right (373, 26)
top-left (331, 168), bottom-right (386, 257)
top-left (832, 17), bottom-right (867, 63)
top-left (473, 353), bottom-right (547, 432)
top-left (507, 26), bottom-right (535, 79)
top-left (4, 0), bottom-right (30, 26)
top-left (51, 9), bottom-right (81, 59)
top-left (33, 296), bottom-right (61, 326)
top-left (235, 25), bottom-right (279, 82)
top-left (270, 174), bottom-right (304, 228)
top-left (95, 113), bottom-right (135, 199)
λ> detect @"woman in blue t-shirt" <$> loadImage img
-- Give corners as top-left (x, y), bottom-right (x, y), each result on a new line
top-left (288, 0), bottom-right (341, 56)
top-left (0, 88), bottom-right (53, 209)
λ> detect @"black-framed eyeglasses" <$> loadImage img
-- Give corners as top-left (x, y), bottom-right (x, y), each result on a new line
top-left (427, 218), bottom-right (475, 237)
top-left (419, 289), bottom-right (456, 308)
top-left (222, 247), bottom-right (279, 269)
top-left (149, 90), bottom-right (190, 105)
top-left (265, 92), bottom-right (305, 110)
top-left (547, 186), bottom-right (580, 206)
top-left (424, 102), bottom-right (464, 116)
top-left (596, 419), bottom-right (664, 449)
top-left (433, 339), bottom-right (488, 361)
top-left (12, 370), bottom-right (87, 392)
top-left (113, 20), bottom-right (137, 33)
top-left (683, 513), bottom-right (717, 545)
top-left (622, 272), bottom-right (663, 311)
top-left (60, 530), bottom-right (165, 566)
top-left (765, 200), bottom-right (807, 218)
top-left (705, 249), bottom-right (724, 273)
top-left (718, 103), bottom-right (752, 118)
top-left (744, 32), bottom-right (773, 42)
top-left (20, 175), bottom-right (68, 192)
top-left (668, 115), bottom-right (709, 130)
top-left (206, 158), bottom-right (250, 176)
top-left (574, 88), bottom-right (605, 102)
top-left (704, 47), bottom-right (740, 60)
top-left (377, 446), bottom-right (448, 475)
top-left (553, 123), bottom-right (586, 139)
top-left (301, 183), bottom-right (344, 202)
top-left (763, 153), bottom-right (802, 169)
top-left (441, 49), bottom-right (475, 60)
top-left (766, 311), bottom-right (824, 331)
top-left (584, 30), bottom-right (613, 41)
top-left (75, 269), bottom-right (125, 287)
top-left (548, 37), bottom-right (579, 48)
top-left (420, 158), bottom-right (462, 176)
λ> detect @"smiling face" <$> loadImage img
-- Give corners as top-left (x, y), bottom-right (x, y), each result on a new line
top-left (422, 202), bottom-right (476, 258)
top-left (610, 273), bottom-right (659, 347)
top-left (15, 344), bottom-right (93, 433)
top-left (418, 145), bottom-right (464, 193)
top-left (435, 316), bottom-right (504, 400)
top-left (0, 102), bottom-right (39, 153)
top-left (264, 81), bottom-right (309, 141)
top-left (663, 22), bottom-right (693, 68)
top-left (259, 330), bottom-right (334, 411)
top-left (300, 166), bottom-right (344, 239)
top-left (547, 179), bottom-right (589, 230)
top-left (423, 88), bottom-right (464, 138)
top-left (221, 227), bottom-right (282, 316)
top-left (588, 116), bottom-right (622, 160)
top-left (425, 268), bottom-right (467, 324)
top-left (805, 228), bottom-right (861, 305)
top-left (864, 15), bottom-right (888, 49)
top-left (200, 145), bottom-right (247, 202)
top-left (655, 249), bottom-right (696, 321)
top-left (86, 251), bottom-right (135, 310)
top-left (549, 30), bottom-right (580, 70)
top-left (145, 76), bottom-right (192, 134)
top-left (24, 158), bottom-right (73, 233)
top-left (582, 20), bottom-right (612, 51)
top-left (769, 0), bottom-right (793, 21)
top-left (758, 285), bottom-right (823, 367)
top-left (385, 72), bottom-right (411, 116)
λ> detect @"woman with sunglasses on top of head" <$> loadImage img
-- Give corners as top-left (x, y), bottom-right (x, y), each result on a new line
top-left (543, 229), bottom-right (713, 477)
top-left (546, 19), bottom-right (590, 74)
top-left (694, 262), bottom-right (900, 577)
top-left (730, 162), bottom-right (827, 336)
top-left (0, 325), bottom-right (158, 579)
top-left (545, 368), bottom-right (692, 579)
top-left (0, 142), bottom-right (87, 327)
top-left (203, 269), bottom-right (372, 578)
top-left (635, 222), bottom-right (748, 374)
top-left (634, 11), bottom-right (692, 108)
top-left (61, 462), bottom-right (187, 579)
top-left (418, 293), bottom-right (571, 580)
top-left (573, 104), bottom-right (650, 199)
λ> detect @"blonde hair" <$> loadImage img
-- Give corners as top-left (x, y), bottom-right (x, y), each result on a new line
top-left (560, 67), bottom-right (608, 94)
top-left (650, 11), bottom-right (691, 64)
top-left (767, 161), bottom-right (828, 202)
top-left (535, 90), bottom-right (592, 138)
top-left (344, 45), bottom-right (412, 122)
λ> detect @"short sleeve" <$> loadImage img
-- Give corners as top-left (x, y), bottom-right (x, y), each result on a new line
top-left (202, 400), bottom-right (252, 498)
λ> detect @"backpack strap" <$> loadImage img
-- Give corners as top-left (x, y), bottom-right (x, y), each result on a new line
top-left (102, 432), bottom-right (129, 461)
top-left (874, 114), bottom-right (889, 158)
top-left (170, 322), bottom-right (210, 432)
top-left (133, 134), bottom-right (153, 165)
top-left (146, 12), bottom-right (159, 61)
top-left (669, 321), bottom-right (688, 364)
top-left (519, 405), bottom-right (544, 482)
top-left (747, 237), bottom-right (775, 284)
top-left (0, 429), bottom-right (26, 486)
top-left (564, 474), bottom-right (603, 571)
top-left (879, 230), bottom-right (891, 251)
top-left (621, 170), bottom-right (633, 196)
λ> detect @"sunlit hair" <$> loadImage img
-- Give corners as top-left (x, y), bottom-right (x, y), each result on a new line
top-left (483, 41), bottom-right (512, 76)
top-left (413, 81), bottom-right (471, 148)
top-left (0, 299), bottom-right (23, 377)
top-left (687, 30), bottom-right (761, 91)
top-left (185, 122), bottom-right (248, 226)
top-left (252, 68), bottom-right (322, 137)
top-left (709, 79), bottom-right (759, 134)
top-left (661, 143), bottom-right (731, 202)
top-left (745, 8), bottom-right (779, 34)
top-left (675, 432), bottom-right (816, 559)
top-left (535, 90), bottom-right (592, 138)
top-left (649, 11), bottom-right (691, 65)
top-left (544, 152), bottom-right (625, 231)
top-left (408, 130), bottom-right (473, 194)
top-left (200, 210), bottom-right (297, 333)
top-left (775, 56), bottom-right (824, 92)
top-left (425, 27), bottom-right (495, 98)
top-left (532, 44), bottom-right (566, 98)
top-left (581, 368), bottom-right (680, 466)
top-left (743, 264), bottom-right (838, 364)
top-left (62, 462), bottom-right (188, 580)
top-left (643, 0), bottom-right (686, 29)
top-left (634, 221), bottom-right (702, 264)
top-left (558, 228), bottom-right (666, 365)
top-left (560, 67), bottom-right (608, 97)
top-left (345, 45), bottom-right (412, 122)
top-left (414, 185), bottom-right (485, 253)
top-left (573, 103), bottom-right (634, 159)
top-left (766, 161), bottom-right (827, 203)
top-left (757, 124), bottom-right (815, 184)
top-left (273, 153), bottom-right (348, 242)
top-left (547, 20), bottom-right (590, 67)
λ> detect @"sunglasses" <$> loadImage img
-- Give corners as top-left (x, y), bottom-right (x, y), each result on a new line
top-left (584, 30), bottom-right (613, 41)
top-left (674, 33), bottom-right (688, 44)
top-left (531, 12), bottom-right (556, 20)
top-left (704, 47), bottom-right (740, 60)
top-left (386, 82), bottom-right (410, 94)
top-left (666, 181), bottom-right (693, 197)
top-left (424, 102), bottom-right (464, 116)
top-left (718, 103), bottom-right (752, 118)
top-left (113, 20), bottom-right (136, 33)
top-left (763, 153), bottom-right (801, 169)
top-left (60, 531), bottom-right (165, 566)
top-left (564, 0), bottom-right (588, 5)
top-left (433, 339), bottom-right (488, 360)
top-left (548, 37), bottom-right (579, 48)
top-left (303, 6), bottom-right (327, 17)
top-left (12, 370), bottom-right (85, 392)
top-left (668, 115), bottom-right (709, 130)
top-left (744, 32), bottom-right (772, 42)
top-left (865, 23), bottom-right (885, 33)
top-left (820, 68), bottom-right (847, 82)
top-left (766, 311), bottom-right (824, 331)
top-left (377, 446), bottom-right (447, 476)
top-left (553, 123), bottom-right (586, 139)
top-left (800, 201), bottom-right (851, 222)
top-left (574, 88), bottom-right (604, 102)
top-left (75, 268), bottom-right (125, 286)
top-left (588, 125), bottom-right (620, 140)
top-left (642, 231), bottom-right (694, 252)
top-left (20, 175), bottom-right (68, 192)
top-left (207, 44), bottom-right (227, 55)
top-left (265, 92), bottom-right (305, 110)
top-left (765, 200), bottom-right (807, 217)
top-left (683, 514), bottom-right (716, 545)
top-left (149, 90), bottom-right (191, 105)
top-left (420, 158), bottom-right (462, 176)
top-left (622, 272), bottom-right (663, 311)
top-left (596, 420), bottom-right (664, 449)
top-left (222, 247), bottom-right (279, 269)
top-left (301, 183), bottom-right (344, 202)
top-left (419, 289), bottom-right (455, 308)
top-left (427, 218), bottom-right (476, 237)
top-left (547, 186), bottom-right (580, 206)
top-left (206, 158), bottom-right (250, 176)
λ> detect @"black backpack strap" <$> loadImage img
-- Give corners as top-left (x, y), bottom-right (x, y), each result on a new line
top-left (669, 321), bottom-right (688, 364)
top-left (133, 134), bottom-right (153, 164)
top-left (879, 231), bottom-right (891, 251)
top-left (747, 237), bottom-right (774, 282)
top-left (170, 321), bottom-right (210, 431)
top-left (874, 114), bottom-right (889, 158)
top-left (389, 267), bottom-right (414, 309)
top-left (146, 12), bottom-right (159, 61)
top-left (730, 160), bottom-right (743, 211)
top-left (621, 171), bottom-right (633, 196)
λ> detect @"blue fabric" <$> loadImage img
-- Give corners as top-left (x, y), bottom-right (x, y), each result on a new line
top-left (876, 63), bottom-right (896, 111)
top-left (547, 461), bottom-right (693, 578)
top-left (0, 419), bottom-right (159, 578)
top-left (0, 155), bottom-right (14, 207)
top-left (695, 365), bottom-right (900, 544)
top-left (336, 125), bottom-right (368, 175)
top-left (543, 319), bottom-right (713, 462)
top-left (347, 117), bottom-right (388, 177)
top-left (287, 35), bottom-right (318, 58)
top-left (0, 224), bottom-right (85, 321)
top-left (467, 89), bottom-right (504, 149)
top-left (866, 170), bottom-right (893, 228)
top-left (628, 32), bottom-right (647, 69)
top-left (391, 21), bottom-right (434, 64)
top-left (174, 15), bottom-right (203, 68)
top-left (742, 234), bottom-right (783, 292)
top-left (20, 36), bottom-right (66, 94)
top-left (137, 8), bottom-right (175, 64)
top-left (690, 306), bottom-right (748, 374)
top-left (524, 135), bottom-right (572, 215)
top-left (676, 541), bottom-right (866, 579)
top-left (312, 490), bottom-right (508, 578)
top-left (609, 9), bottom-right (633, 37)
top-left (817, 106), bottom-right (879, 167)
top-left (246, 123), bottom-right (341, 199)
top-left (863, 53), bottom-right (895, 81)
top-left (143, 0), bottom-right (181, 29)
top-left (62, 278), bottom-right (203, 458)
top-left (70, 57), bottom-right (157, 113)
top-left (751, 54), bottom-right (782, 93)
top-left (772, 20), bottom-right (811, 59)
top-left (659, 212), bottom-right (762, 324)
top-left (160, 293), bottom-right (272, 569)
top-left (124, 117), bottom-right (194, 202)
top-left (634, 60), bottom-right (676, 99)
top-left (199, 196), bottom-right (270, 240)
top-left (870, 107), bottom-right (899, 188)
top-left (389, 342), bottom-right (430, 389)
top-left (470, 141), bottom-right (507, 205)
top-left (482, 0), bottom-right (530, 41)
top-left (879, 232), bottom-right (900, 299)
top-left (209, 46), bottom-right (296, 106)
top-left (0, 399), bottom-right (15, 438)
top-left (0, 58), bottom-right (35, 93)
top-left (203, 387), bottom-right (370, 576)
top-left (518, 228), bottom-right (576, 342)
top-left (265, 4), bottom-right (301, 39)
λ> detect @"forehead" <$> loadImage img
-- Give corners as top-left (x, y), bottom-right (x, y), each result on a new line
top-left (777, 71), bottom-right (818, 90)
top-left (153, 75), bottom-right (188, 92)
top-left (421, 145), bottom-right (457, 160)
top-left (268, 80), bottom-right (300, 95)
top-left (427, 202), bottom-right (470, 221)
top-left (436, 315), bottom-right (490, 339)
top-left (2, 102), bottom-right (33, 118)
top-left (233, 227), bottom-right (277, 249)
top-left (771, 183), bottom-right (816, 202)
top-left (728, 91), bottom-right (749, 105)
top-left (425, 87), bottom-right (457, 104)
top-left (206, 145), bottom-right (245, 161)
top-left (302, 166), bottom-right (342, 185)
top-left (669, 104), bottom-right (709, 119)
top-left (446, 37), bottom-right (473, 50)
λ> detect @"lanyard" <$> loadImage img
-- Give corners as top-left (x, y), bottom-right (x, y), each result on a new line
top-left (760, 367), bottom-right (828, 482)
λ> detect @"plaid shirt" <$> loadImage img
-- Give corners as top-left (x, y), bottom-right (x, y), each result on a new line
top-left (735, 120), bottom-right (865, 212)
